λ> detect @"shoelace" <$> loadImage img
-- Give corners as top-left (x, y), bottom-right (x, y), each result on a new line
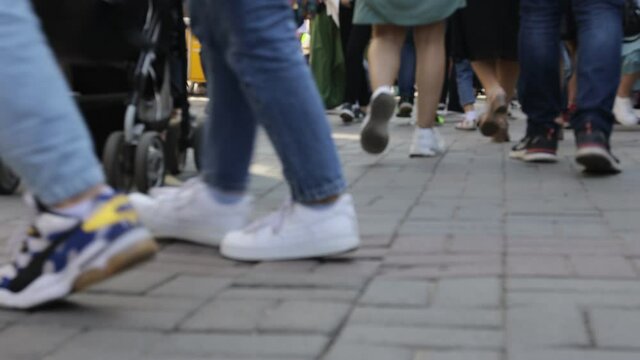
top-left (0, 193), bottom-right (47, 280)
top-left (244, 199), bottom-right (294, 234)
top-left (156, 177), bottom-right (204, 208)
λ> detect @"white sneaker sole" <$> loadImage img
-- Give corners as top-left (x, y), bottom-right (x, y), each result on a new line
top-left (576, 146), bottom-right (622, 174)
top-left (221, 235), bottom-right (360, 262)
top-left (523, 152), bottom-right (558, 163)
top-left (360, 92), bottom-right (396, 154)
top-left (0, 228), bottom-right (156, 309)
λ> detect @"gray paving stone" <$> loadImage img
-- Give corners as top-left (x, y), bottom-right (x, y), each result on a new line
top-left (590, 309), bottom-right (640, 348)
top-left (507, 278), bottom-right (640, 293)
top-left (323, 343), bottom-right (414, 360)
top-left (413, 350), bottom-right (502, 360)
top-left (432, 278), bottom-right (501, 308)
top-left (44, 329), bottom-right (164, 360)
top-left (148, 333), bottom-right (328, 359)
top-left (340, 324), bottom-right (503, 349)
top-left (570, 256), bottom-right (638, 278)
top-left (234, 273), bottom-right (367, 289)
top-left (24, 294), bottom-right (201, 331)
top-left (384, 254), bottom-right (501, 267)
top-left (350, 307), bottom-right (501, 328)
top-left (507, 305), bottom-right (589, 348)
top-left (359, 279), bottom-right (432, 306)
top-left (148, 275), bottom-right (232, 298)
top-left (89, 270), bottom-right (176, 295)
top-left (510, 349), bottom-right (640, 360)
top-left (0, 324), bottom-right (81, 359)
top-left (217, 287), bottom-right (360, 302)
top-left (379, 263), bottom-right (503, 280)
top-left (258, 301), bottom-right (351, 333)
top-left (507, 255), bottom-right (573, 277)
top-left (180, 299), bottom-right (277, 331)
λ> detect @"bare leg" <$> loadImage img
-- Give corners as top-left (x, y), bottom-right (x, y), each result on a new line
top-left (496, 59), bottom-right (520, 101)
top-left (565, 41), bottom-right (578, 106)
top-left (471, 60), bottom-right (505, 99)
top-left (368, 25), bottom-right (406, 90)
top-left (617, 72), bottom-right (640, 97)
top-left (413, 22), bottom-right (446, 128)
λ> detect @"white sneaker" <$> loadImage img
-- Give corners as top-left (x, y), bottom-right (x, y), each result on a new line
top-left (613, 96), bottom-right (639, 126)
top-left (129, 178), bottom-right (252, 247)
top-left (220, 194), bottom-right (360, 261)
top-left (409, 127), bottom-right (446, 157)
top-left (360, 86), bottom-right (396, 154)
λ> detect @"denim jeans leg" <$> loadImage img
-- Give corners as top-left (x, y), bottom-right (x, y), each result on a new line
top-left (199, 0), bottom-right (346, 202)
top-left (571, 0), bottom-right (623, 137)
top-left (398, 32), bottom-right (416, 100)
top-left (0, 2), bottom-right (104, 205)
top-left (519, 0), bottom-right (563, 136)
top-left (455, 59), bottom-right (476, 107)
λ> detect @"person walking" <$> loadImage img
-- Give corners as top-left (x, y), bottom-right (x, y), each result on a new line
top-left (452, 0), bottom-right (520, 142)
top-left (338, 0), bottom-right (372, 124)
top-left (356, 0), bottom-right (465, 157)
top-left (130, 0), bottom-right (361, 262)
top-left (517, 0), bottom-right (623, 173)
top-left (0, 1), bottom-right (157, 309)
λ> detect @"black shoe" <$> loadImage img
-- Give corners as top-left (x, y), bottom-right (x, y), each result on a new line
top-left (352, 107), bottom-right (365, 122)
top-left (575, 129), bottom-right (621, 174)
top-left (523, 129), bottom-right (558, 163)
top-left (509, 136), bottom-right (530, 160)
top-left (339, 103), bottom-right (355, 124)
top-left (396, 96), bottom-right (414, 118)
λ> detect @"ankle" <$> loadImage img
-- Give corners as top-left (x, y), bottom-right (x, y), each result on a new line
top-left (52, 185), bottom-right (108, 210)
top-left (302, 194), bottom-right (340, 207)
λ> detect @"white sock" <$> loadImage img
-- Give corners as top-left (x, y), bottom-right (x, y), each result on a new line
top-left (55, 187), bottom-right (115, 218)
top-left (465, 110), bottom-right (477, 121)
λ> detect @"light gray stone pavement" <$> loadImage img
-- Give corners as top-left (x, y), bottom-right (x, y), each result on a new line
top-left (3, 102), bottom-right (640, 359)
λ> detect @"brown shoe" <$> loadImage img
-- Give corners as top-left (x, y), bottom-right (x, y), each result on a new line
top-left (479, 92), bottom-right (508, 138)
top-left (491, 114), bottom-right (510, 143)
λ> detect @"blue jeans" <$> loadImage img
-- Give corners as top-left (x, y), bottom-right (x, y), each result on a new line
top-left (455, 59), bottom-right (476, 107)
top-left (0, 2), bottom-right (103, 205)
top-left (398, 31), bottom-right (416, 100)
top-left (519, 0), bottom-right (623, 137)
top-left (189, 0), bottom-right (345, 202)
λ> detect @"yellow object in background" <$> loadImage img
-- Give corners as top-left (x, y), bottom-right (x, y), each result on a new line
top-left (186, 26), bottom-right (206, 85)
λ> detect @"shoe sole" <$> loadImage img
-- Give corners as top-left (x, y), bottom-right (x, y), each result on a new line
top-left (397, 104), bottom-right (413, 118)
top-left (480, 96), bottom-right (508, 137)
top-left (340, 111), bottom-right (354, 124)
top-left (509, 150), bottom-right (526, 160)
top-left (360, 93), bottom-right (396, 154)
top-left (409, 152), bottom-right (437, 158)
top-left (0, 228), bottom-right (157, 309)
top-left (221, 235), bottom-right (360, 262)
top-left (523, 152), bottom-right (558, 163)
top-left (576, 147), bottom-right (622, 174)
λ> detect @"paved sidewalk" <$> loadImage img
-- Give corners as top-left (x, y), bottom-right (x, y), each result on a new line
top-left (2, 103), bottom-right (640, 360)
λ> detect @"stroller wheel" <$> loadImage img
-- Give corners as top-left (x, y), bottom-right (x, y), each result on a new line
top-left (135, 131), bottom-right (165, 193)
top-left (0, 160), bottom-right (19, 195)
top-left (192, 121), bottom-right (204, 172)
top-left (102, 131), bottom-right (133, 191)
top-left (164, 121), bottom-right (187, 175)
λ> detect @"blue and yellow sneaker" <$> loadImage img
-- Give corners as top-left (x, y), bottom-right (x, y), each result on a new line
top-left (0, 193), bottom-right (157, 309)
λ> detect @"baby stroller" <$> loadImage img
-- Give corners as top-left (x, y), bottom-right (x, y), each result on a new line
top-left (31, 0), bottom-right (195, 192)
top-left (0, 159), bottom-right (19, 195)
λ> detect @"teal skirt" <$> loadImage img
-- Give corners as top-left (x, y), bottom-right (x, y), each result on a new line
top-left (354, 0), bottom-right (466, 26)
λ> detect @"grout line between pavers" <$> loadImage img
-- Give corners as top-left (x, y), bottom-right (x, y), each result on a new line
top-left (314, 138), bottom-right (455, 360)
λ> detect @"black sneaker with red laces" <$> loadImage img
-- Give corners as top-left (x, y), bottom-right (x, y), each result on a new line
top-left (575, 129), bottom-right (621, 174)
top-left (523, 129), bottom-right (558, 163)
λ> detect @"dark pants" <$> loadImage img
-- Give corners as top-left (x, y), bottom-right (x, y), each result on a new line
top-left (398, 31), bottom-right (416, 100)
top-left (339, 4), bottom-right (371, 106)
top-left (519, 0), bottom-right (623, 137)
